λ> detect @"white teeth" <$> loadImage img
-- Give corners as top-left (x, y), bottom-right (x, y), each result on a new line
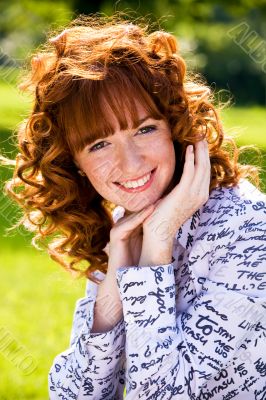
top-left (120, 172), bottom-right (151, 189)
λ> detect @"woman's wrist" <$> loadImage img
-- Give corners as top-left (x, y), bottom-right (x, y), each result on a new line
top-left (108, 240), bottom-right (130, 271)
top-left (92, 274), bottom-right (123, 333)
top-left (138, 236), bottom-right (174, 266)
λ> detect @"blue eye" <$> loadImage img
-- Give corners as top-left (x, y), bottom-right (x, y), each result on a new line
top-left (89, 125), bottom-right (157, 152)
top-left (138, 125), bottom-right (157, 135)
top-left (89, 141), bottom-right (108, 152)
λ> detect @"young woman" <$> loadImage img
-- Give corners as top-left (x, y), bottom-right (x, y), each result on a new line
top-left (3, 15), bottom-right (266, 400)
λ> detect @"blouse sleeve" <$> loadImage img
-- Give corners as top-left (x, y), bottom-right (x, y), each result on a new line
top-left (116, 260), bottom-right (266, 398)
top-left (48, 272), bottom-right (126, 399)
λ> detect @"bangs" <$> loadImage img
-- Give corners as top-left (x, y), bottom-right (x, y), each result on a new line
top-left (60, 69), bottom-right (164, 154)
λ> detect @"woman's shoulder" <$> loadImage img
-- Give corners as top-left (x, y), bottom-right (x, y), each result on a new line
top-left (203, 178), bottom-right (265, 221)
top-left (209, 178), bottom-right (264, 206)
top-left (195, 178), bottom-right (265, 246)
top-left (174, 179), bottom-right (265, 250)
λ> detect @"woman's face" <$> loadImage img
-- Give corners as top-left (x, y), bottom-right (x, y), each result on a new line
top-left (75, 102), bottom-right (176, 212)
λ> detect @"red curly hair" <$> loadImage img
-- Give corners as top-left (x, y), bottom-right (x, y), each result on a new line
top-left (2, 15), bottom-right (261, 283)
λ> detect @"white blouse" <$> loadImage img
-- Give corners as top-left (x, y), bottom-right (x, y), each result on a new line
top-left (48, 179), bottom-right (266, 399)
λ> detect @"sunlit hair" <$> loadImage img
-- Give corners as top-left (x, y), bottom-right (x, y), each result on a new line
top-left (2, 15), bottom-right (261, 283)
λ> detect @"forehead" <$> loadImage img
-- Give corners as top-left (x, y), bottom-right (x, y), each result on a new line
top-left (101, 98), bottom-right (153, 133)
top-left (60, 73), bottom-right (163, 155)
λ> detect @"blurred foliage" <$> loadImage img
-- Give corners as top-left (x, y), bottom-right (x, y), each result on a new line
top-left (0, 0), bottom-right (265, 105)
top-left (0, 0), bottom-right (72, 59)
top-left (75, 0), bottom-right (266, 105)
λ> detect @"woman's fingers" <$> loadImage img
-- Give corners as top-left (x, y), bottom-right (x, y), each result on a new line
top-left (110, 204), bottom-right (156, 243)
top-left (194, 139), bottom-right (210, 175)
top-left (177, 144), bottom-right (195, 189)
top-left (192, 139), bottom-right (211, 201)
top-left (170, 139), bottom-right (210, 211)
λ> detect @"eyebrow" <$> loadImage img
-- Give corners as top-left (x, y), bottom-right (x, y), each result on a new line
top-left (87, 115), bottom-right (156, 146)
top-left (132, 115), bottom-right (153, 128)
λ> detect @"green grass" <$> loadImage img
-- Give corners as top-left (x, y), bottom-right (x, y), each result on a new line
top-left (0, 242), bottom-right (84, 399)
top-left (0, 83), bottom-right (31, 130)
top-left (221, 106), bottom-right (266, 149)
top-left (0, 79), bottom-right (266, 399)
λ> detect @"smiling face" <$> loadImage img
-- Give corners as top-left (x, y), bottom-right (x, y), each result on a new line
top-left (74, 101), bottom-right (176, 212)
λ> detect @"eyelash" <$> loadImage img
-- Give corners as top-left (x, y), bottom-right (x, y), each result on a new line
top-left (88, 125), bottom-right (157, 152)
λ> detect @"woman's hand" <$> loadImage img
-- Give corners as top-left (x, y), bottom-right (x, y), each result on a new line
top-left (139, 139), bottom-right (210, 265)
top-left (95, 209), bottom-right (155, 331)
top-left (107, 204), bottom-right (156, 273)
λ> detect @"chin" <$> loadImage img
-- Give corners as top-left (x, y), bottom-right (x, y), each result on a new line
top-left (123, 196), bottom-right (158, 214)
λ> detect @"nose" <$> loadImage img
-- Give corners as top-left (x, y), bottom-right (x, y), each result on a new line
top-left (115, 140), bottom-right (146, 180)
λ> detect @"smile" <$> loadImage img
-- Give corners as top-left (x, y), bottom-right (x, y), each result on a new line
top-left (114, 168), bottom-right (156, 193)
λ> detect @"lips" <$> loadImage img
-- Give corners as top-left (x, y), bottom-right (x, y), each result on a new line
top-left (113, 168), bottom-right (157, 193)
top-left (114, 169), bottom-right (155, 185)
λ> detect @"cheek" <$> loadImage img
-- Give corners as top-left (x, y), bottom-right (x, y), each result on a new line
top-left (158, 140), bottom-right (176, 169)
top-left (84, 158), bottom-right (113, 185)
